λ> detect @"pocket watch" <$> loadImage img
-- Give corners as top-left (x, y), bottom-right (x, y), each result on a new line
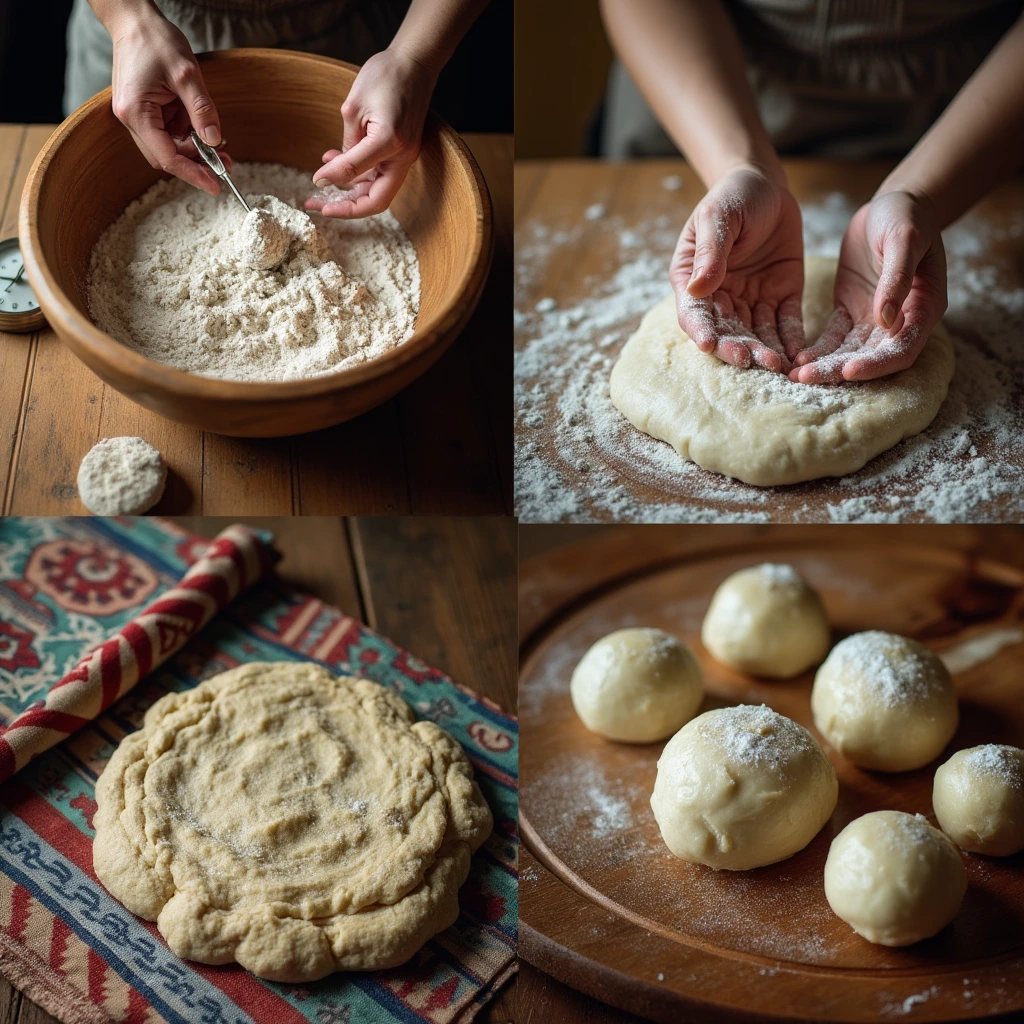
top-left (0, 237), bottom-right (46, 333)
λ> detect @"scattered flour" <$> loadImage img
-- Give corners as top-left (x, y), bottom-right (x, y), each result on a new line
top-left (939, 627), bottom-right (1024, 673)
top-left (757, 563), bottom-right (802, 588)
top-left (692, 704), bottom-right (816, 773)
top-left (89, 162), bottom-right (420, 382)
top-left (539, 755), bottom-right (639, 841)
top-left (514, 192), bottom-right (1024, 521)
top-left (77, 436), bottom-right (166, 515)
top-left (882, 985), bottom-right (939, 1017)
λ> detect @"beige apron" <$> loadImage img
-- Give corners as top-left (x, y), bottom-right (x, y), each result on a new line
top-left (601, 0), bottom-right (1024, 159)
top-left (63, 0), bottom-right (408, 116)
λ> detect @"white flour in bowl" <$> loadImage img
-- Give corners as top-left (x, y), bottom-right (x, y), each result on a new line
top-left (87, 162), bottom-right (420, 382)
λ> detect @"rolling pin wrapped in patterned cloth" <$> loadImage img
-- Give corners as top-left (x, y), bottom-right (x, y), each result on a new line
top-left (0, 523), bottom-right (276, 781)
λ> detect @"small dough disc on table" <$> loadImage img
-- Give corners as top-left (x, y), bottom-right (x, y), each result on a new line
top-left (77, 436), bottom-right (166, 516)
top-left (93, 662), bottom-right (493, 982)
top-left (609, 256), bottom-right (955, 486)
top-left (825, 810), bottom-right (966, 946)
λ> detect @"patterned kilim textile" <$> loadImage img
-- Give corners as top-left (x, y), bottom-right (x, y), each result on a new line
top-left (0, 518), bottom-right (518, 1024)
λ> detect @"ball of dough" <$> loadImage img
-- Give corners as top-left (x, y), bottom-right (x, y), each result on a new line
top-left (77, 436), bottom-right (167, 516)
top-left (811, 631), bottom-right (958, 772)
top-left (933, 744), bottom-right (1024, 855)
top-left (650, 704), bottom-right (837, 870)
top-left (570, 628), bottom-right (703, 742)
top-left (701, 563), bottom-right (830, 678)
top-left (825, 811), bottom-right (966, 946)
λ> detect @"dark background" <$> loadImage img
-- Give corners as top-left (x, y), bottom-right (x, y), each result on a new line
top-left (0, 0), bottom-right (512, 131)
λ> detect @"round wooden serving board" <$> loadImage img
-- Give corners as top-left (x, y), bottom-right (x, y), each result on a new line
top-left (519, 525), bottom-right (1024, 1022)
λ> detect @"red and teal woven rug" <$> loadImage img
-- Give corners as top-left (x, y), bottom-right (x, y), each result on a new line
top-left (0, 517), bottom-right (518, 1024)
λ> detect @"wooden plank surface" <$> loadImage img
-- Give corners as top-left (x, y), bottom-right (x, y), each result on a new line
top-left (518, 524), bottom-right (1024, 1023)
top-left (0, 127), bottom-right (512, 516)
top-left (0, 515), bottom-right (517, 1024)
top-left (513, 158), bottom-right (1024, 524)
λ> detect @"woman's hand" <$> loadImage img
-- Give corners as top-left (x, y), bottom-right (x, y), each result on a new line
top-left (790, 191), bottom-right (947, 383)
top-left (304, 48), bottom-right (436, 219)
top-left (672, 166), bottom-right (805, 373)
top-left (108, 7), bottom-right (227, 195)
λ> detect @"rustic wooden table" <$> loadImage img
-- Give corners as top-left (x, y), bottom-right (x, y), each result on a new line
top-left (514, 158), bottom-right (1024, 524)
top-left (0, 127), bottom-right (512, 516)
top-left (0, 515), bottom-right (518, 1024)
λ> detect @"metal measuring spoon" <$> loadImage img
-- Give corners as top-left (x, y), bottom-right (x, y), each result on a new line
top-left (188, 129), bottom-right (249, 212)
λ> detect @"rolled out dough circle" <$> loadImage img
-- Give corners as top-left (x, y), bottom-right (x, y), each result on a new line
top-left (609, 256), bottom-right (955, 487)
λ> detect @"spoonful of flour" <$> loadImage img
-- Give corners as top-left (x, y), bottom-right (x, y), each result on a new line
top-left (239, 198), bottom-right (293, 270)
top-left (237, 193), bottom-right (335, 271)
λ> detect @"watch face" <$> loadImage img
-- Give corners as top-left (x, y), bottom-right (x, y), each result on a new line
top-left (0, 245), bottom-right (38, 316)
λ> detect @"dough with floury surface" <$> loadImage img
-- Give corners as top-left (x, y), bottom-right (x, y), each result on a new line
top-left (933, 744), bottom-right (1024, 855)
top-left (811, 631), bottom-right (958, 772)
top-left (609, 256), bottom-right (955, 486)
top-left (77, 436), bottom-right (166, 515)
top-left (93, 662), bottom-right (492, 982)
top-left (825, 810), bottom-right (966, 946)
top-left (701, 563), bottom-right (830, 678)
top-left (650, 704), bottom-right (837, 870)
top-left (570, 627), bottom-right (703, 742)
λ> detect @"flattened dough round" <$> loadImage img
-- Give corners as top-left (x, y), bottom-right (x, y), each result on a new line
top-left (609, 256), bottom-right (955, 486)
top-left (93, 662), bottom-right (492, 982)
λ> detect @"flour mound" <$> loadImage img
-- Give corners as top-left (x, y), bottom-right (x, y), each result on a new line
top-left (239, 198), bottom-right (293, 270)
top-left (78, 436), bottom-right (166, 515)
top-left (88, 162), bottom-right (420, 382)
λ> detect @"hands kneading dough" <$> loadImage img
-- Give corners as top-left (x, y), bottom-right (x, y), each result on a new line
top-left (93, 662), bottom-right (492, 982)
top-left (701, 563), bottom-right (830, 678)
top-left (609, 256), bottom-right (954, 486)
top-left (570, 628), bottom-right (704, 742)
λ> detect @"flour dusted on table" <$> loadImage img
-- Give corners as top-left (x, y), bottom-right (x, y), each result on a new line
top-left (87, 163), bottom-right (420, 382)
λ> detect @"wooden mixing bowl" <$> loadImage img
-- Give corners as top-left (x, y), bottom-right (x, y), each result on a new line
top-left (19, 49), bottom-right (492, 437)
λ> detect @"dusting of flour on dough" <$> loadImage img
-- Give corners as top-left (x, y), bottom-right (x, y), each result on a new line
top-left (88, 162), bottom-right (420, 382)
top-left (514, 194), bottom-right (1024, 522)
top-left (92, 662), bottom-right (490, 982)
top-left (960, 744), bottom-right (1024, 786)
top-left (822, 632), bottom-right (946, 709)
